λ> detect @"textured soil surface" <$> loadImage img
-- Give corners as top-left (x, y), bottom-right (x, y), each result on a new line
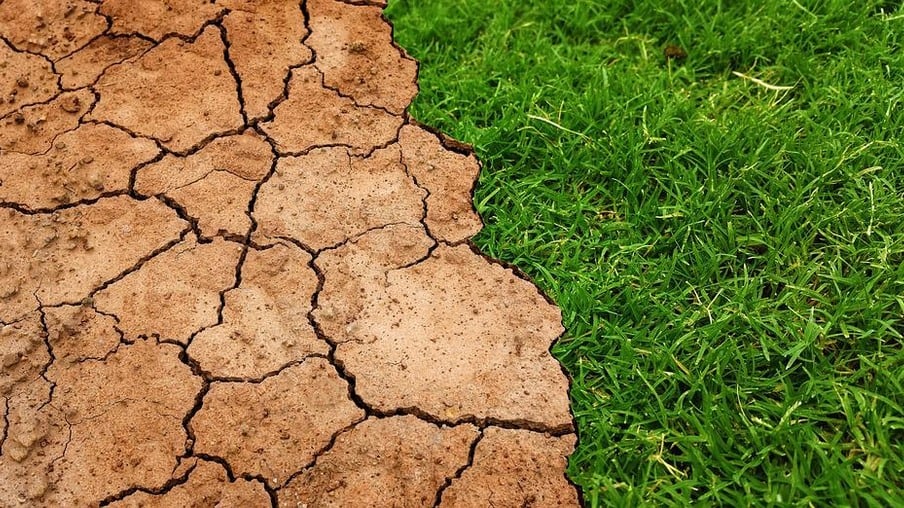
top-left (0, 1), bottom-right (578, 506)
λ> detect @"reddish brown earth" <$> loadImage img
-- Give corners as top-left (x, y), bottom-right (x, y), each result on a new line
top-left (0, 1), bottom-right (579, 506)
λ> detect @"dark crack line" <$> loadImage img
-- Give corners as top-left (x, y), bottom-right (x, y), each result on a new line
top-left (34, 301), bottom-right (58, 412)
top-left (301, 221), bottom-right (419, 256)
top-left (397, 145), bottom-right (440, 264)
top-left (310, 63), bottom-right (401, 116)
top-left (97, 459), bottom-right (198, 506)
top-left (203, 354), bottom-right (330, 384)
top-left (47, 413), bottom-right (74, 471)
top-left (306, 256), bottom-right (366, 409)
top-left (0, 190), bottom-right (132, 215)
top-left (153, 194), bottom-right (207, 243)
top-left (433, 430), bottom-right (484, 507)
top-left (0, 92), bottom-right (97, 162)
top-left (299, 0), bottom-right (315, 62)
top-left (272, 118), bottom-right (407, 159)
top-left (308, 63), bottom-right (401, 117)
top-left (0, 34), bottom-right (60, 69)
top-left (259, 74), bottom-right (406, 159)
top-left (126, 145), bottom-right (168, 191)
top-left (370, 404), bottom-right (574, 437)
top-left (106, 9), bottom-right (231, 46)
top-left (254, 61), bottom-right (314, 126)
top-left (265, 481), bottom-right (279, 508)
top-left (43, 0), bottom-right (114, 65)
top-left (217, 22), bottom-right (249, 125)
top-left (177, 354), bottom-right (212, 460)
top-left (0, 87), bottom-right (93, 124)
top-left (61, 34), bottom-right (157, 91)
top-left (407, 118), bottom-right (477, 157)
top-left (84, 117), bottom-right (249, 159)
top-left (178, 129), bottom-right (277, 347)
top-left (80, 118), bottom-right (166, 152)
top-left (277, 416), bottom-right (366, 490)
top-left (461, 241), bottom-right (558, 307)
top-left (82, 227), bottom-right (192, 300)
top-left (0, 396), bottom-right (9, 456)
top-left (193, 452), bottom-right (237, 480)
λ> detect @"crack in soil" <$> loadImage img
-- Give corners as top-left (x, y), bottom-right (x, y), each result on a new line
top-left (432, 430), bottom-right (484, 507)
top-left (217, 22), bottom-right (248, 126)
top-left (0, 397), bottom-right (9, 455)
top-left (96, 458), bottom-right (198, 506)
top-left (33, 303), bottom-right (56, 412)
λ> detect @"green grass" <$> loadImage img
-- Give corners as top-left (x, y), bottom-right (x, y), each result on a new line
top-left (385, 0), bottom-right (904, 505)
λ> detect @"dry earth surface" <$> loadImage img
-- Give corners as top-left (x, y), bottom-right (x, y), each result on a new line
top-left (0, 0), bottom-right (578, 506)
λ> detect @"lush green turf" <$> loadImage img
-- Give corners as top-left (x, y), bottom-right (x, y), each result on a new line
top-left (386, 0), bottom-right (904, 505)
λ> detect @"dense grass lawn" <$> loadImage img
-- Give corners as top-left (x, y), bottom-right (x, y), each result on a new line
top-left (386, 0), bottom-right (904, 505)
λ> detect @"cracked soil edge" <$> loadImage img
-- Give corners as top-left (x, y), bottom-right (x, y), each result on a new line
top-left (0, 0), bottom-right (580, 505)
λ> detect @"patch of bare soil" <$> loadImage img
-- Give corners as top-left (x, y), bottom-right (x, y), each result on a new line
top-left (0, 1), bottom-right (579, 506)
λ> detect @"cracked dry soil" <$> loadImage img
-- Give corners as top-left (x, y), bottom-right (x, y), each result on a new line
top-left (0, 0), bottom-right (579, 506)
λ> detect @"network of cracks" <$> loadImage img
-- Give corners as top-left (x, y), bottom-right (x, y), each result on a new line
top-left (0, 0), bottom-right (579, 505)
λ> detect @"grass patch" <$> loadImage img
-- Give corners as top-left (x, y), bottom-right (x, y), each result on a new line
top-left (386, 0), bottom-right (904, 505)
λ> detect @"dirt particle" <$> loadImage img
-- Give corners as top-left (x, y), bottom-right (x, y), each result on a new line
top-left (664, 44), bottom-right (687, 61)
top-left (60, 95), bottom-right (81, 113)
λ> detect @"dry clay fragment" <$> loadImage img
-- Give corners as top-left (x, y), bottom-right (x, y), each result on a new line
top-left (101, 0), bottom-right (224, 40)
top-left (0, 39), bottom-right (58, 117)
top-left (191, 358), bottom-right (365, 487)
top-left (280, 416), bottom-right (478, 508)
top-left (314, 223), bottom-right (433, 342)
top-left (56, 35), bottom-right (154, 90)
top-left (188, 243), bottom-right (328, 379)
top-left (0, 0), bottom-right (106, 60)
top-left (399, 124), bottom-right (482, 243)
top-left (0, 315), bottom-right (49, 484)
top-left (44, 305), bottom-right (121, 364)
top-left (440, 428), bottom-right (579, 507)
top-left (38, 340), bottom-right (202, 506)
top-left (0, 124), bottom-right (159, 210)
top-left (0, 89), bottom-right (94, 154)
top-left (0, 337), bottom-right (201, 506)
top-left (90, 26), bottom-right (243, 153)
top-left (220, 0), bottom-right (313, 119)
top-left (253, 145), bottom-right (424, 251)
top-left (135, 132), bottom-right (272, 238)
top-left (110, 459), bottom-right (271, 507)
top-left (94, 237), bottom-right (242, 344)
top-left (0, 314), bottom-right (55, 504)
top-left (315, 225), bottom-right (573, 430)
top-left (0, 380), bottom-right (64, 506)
top-left (307, 0), bottom-right (417, 114)
top-left (0, 313), bottom-right (47, 398)
top-left (0, 196), bottom-right (186, 323)
top-left (261, 66), bottom-right (402, 155)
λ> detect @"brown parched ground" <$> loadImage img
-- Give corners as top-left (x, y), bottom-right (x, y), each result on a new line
top-left (0, 1), bottom-right (579, 506)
